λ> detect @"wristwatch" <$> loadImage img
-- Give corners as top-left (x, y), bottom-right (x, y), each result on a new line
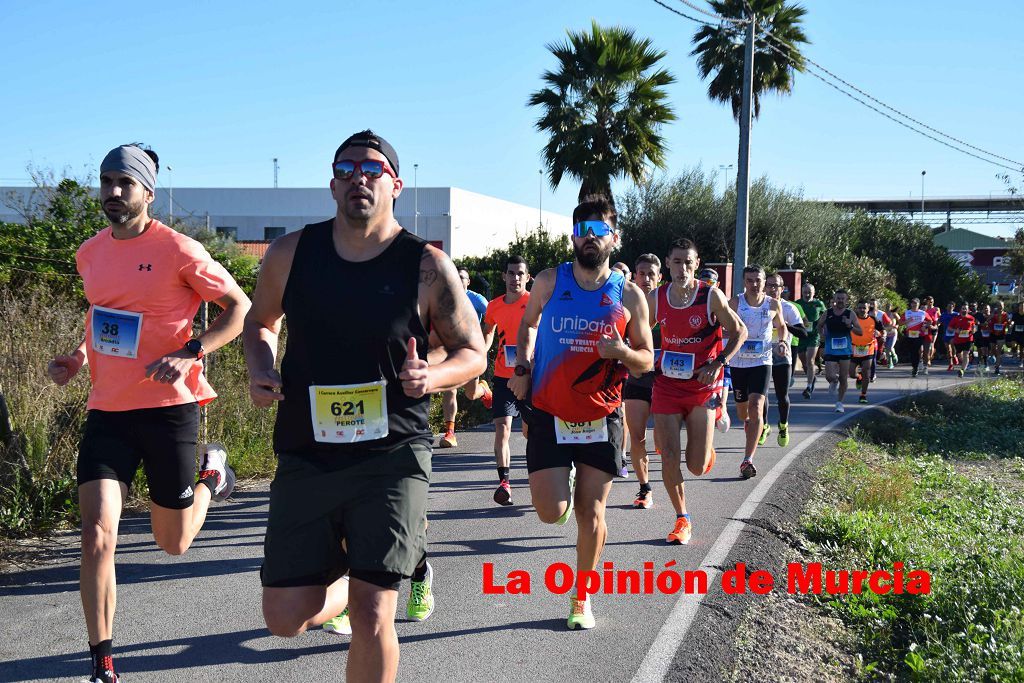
top-left (514, 364), bottom-right (530, 377)
top-left (184, 339), bottom-right (205, 360)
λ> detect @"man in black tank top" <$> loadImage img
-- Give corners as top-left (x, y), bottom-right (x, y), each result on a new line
top-left (243, 130), bottom-right (486, 682)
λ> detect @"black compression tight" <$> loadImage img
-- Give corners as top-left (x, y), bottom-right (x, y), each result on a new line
top-left (762, 363), bottom-right (793, 425)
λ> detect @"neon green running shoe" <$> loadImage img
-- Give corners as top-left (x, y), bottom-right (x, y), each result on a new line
top-left (567, 596), bottom-right (595, 630)
top-left (406, 562), bottom-right (435, 622)
top-left (323, 607), bottom-right (351, 636)
top-left (758, 423), bottom-right (771, 446)
top-left (777, 423), bottom-right (789, 447)
top-left (555, 465), bottom-right (576, 526)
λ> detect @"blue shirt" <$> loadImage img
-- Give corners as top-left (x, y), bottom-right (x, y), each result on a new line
top-left (466, 289), bottom-right (488, 322)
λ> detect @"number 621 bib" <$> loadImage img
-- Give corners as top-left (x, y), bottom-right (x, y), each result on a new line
top-left (309, 380), bottom-right (388, 444)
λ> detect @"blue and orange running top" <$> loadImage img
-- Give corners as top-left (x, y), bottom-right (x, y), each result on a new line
top-left (532, 263), bottom-right (628, 421)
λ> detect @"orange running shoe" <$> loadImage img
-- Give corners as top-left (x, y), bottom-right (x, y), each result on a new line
top-left (667, 515), bottom-right (692, 544)
top-left (702, 448), bottom-right (717, 475)
top-left (633, 488), bottom-right (653, 509)
top-left (479, 380), bottom-right (493, 410)
top-left (439, 430), bottom-right (458, 448)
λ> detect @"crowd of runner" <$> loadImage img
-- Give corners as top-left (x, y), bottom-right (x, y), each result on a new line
top-left (46, 136), bottom-right (1024, 682)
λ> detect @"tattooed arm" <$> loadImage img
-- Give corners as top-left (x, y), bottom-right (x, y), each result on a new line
top-left (404, 245), bottom-right (486, 397)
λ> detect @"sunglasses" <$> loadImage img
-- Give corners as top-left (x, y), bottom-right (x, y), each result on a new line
top-left (573, 220), bottom-right (615, 238)
top-left (332, 159), bottom-right (397, 181)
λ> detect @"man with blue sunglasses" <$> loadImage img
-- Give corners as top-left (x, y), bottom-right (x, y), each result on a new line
top-left (509, 195), bottom-right (654, 630)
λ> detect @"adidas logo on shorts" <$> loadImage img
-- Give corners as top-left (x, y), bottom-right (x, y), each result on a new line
top-left (179, 485), bottom-right (193, 499)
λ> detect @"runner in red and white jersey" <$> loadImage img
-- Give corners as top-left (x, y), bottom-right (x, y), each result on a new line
top-left (650, 239), bottom-right (747, 544)
top-left (901, 299), bottom-right (930, 377)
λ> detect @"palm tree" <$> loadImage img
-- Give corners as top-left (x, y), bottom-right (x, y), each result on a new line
top-left (528, 21), bottom-right (676, 202)
top-left (690, 0), bottom-right (809, 121)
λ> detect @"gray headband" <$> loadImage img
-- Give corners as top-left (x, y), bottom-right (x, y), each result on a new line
top-left (100, 145), bottom-right (157, 193)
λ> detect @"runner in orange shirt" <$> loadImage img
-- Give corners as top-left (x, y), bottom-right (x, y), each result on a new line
top-left (481, 255), bottom-right (532, 505)
top-left (849, 301), bottom-right (878, 404)
top-left (46, 144), bottom-right (250, 683)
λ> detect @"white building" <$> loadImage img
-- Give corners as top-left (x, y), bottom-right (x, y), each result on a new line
top-left (0, 185), bottom-right (571, 259)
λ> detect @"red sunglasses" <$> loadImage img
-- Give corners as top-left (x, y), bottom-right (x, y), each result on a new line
top-left (332, 159), bottom-right (397, 181)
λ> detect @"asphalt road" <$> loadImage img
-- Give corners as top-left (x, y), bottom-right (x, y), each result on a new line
top-left (0, 364), bottom-right (1007, 682)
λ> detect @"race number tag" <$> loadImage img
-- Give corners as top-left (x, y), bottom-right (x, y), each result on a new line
top-left (853, 343), bottom-right (871, 357)
top-left (555, 417), bottom-right (608, 444)
top-left (503, 345), bottom-right (518, 368)
top-left (90, 306), bottom-right (143, 358)
top-left (660, 351), bottom-right (695, 380)
top-left (309, 381), bottom-right (388, 444)
top-left (738, 340), bottom-right (767, 359)
top-left (957, 330), bottom-right (970, 338)
top-left (981, 329), bottom-right (991, 338)
top-left (1016, 325), bottom-right (1024, 333)
top-left (907, 329), bottom-right (920, 338)
top-left (829, 336), bottom-right (850, 352)
top-left (993, 324), bottom-right (1004, 332)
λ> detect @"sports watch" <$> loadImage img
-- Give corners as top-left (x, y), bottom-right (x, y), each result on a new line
top-left (184, 339), bottom-right (205, 360)
top-left (514, 364), bottom-right (530, 377)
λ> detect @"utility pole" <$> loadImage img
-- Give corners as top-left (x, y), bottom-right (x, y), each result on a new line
top-left (732, 13), bottom-right (756, 297)
top-left (273, 158), bottom-right (279, 188)
top-left (539, 169), bottom-right (543, 227)
top-left (414, 163), bottom-right (419, 236)
top-left (920, 170), bottom-right (926, 222)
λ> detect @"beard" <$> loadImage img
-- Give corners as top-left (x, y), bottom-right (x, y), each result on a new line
top-left (573, 239), bottom-right (614, 270)
top-left (103, 199), bottom-right (145, 224)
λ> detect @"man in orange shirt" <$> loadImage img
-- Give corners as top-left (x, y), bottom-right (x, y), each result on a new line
top-left (46, 144), bottom-right (250, 683)
top-left (849, 301), bottom-right (878, 404)
top-left (481, 255), bottom-right (532, 505)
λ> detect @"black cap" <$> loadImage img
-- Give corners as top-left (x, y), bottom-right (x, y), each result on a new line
top-left (335, 130), bottom-right (399, 176)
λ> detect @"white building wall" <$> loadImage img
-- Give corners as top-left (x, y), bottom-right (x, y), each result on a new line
top-left (448, 188), bottom-right (572, 260)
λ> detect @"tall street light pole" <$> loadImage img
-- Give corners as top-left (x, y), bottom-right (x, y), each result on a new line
top-left (719, 164), bottom-right (734, 196)
top-left (414, 163), bottom-right (419, 237)
top-left (920, 170), bottom-right (926, 223)
top-left (732, 13), bottom-right (756, 297)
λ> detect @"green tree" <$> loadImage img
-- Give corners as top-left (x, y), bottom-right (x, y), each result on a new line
top-left (528, 21), bottom-right (676, 202)
top-left (456, 225), bottom-right (572, 298)
top-left (690, 0), bottom-right (809, 121)
top-left (1008, 227), bottom-right (1024, 282)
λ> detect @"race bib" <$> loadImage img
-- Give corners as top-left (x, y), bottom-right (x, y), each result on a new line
top-left (1016, 325), bottom-right (1024, 332)
top-left (993, 324), bottom-right (1004, 332)
top-left (738, 340), bottom-right (767, 359)
top-left (957, 330), bottom-right (970, 338)
top-left (90, 306), bottom-right (142, 358)
top-left (907, 329), bottom-right (920, 338)
top-left (660, 351), bottom-right (695, 380)
top-left (981, 330), bottom-right (991, 338)
top-left (829, 336), bottom-right (849, 352)
top-left (503, 345), bottom-right (517, 368)
top-left (309, 380), bottom-right (388, 443)
top-left (853, 343), bottom-right (871, 357)
top-left (555, 417), bottom-right (608, 444)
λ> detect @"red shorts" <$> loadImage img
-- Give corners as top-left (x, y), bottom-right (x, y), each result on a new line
top-left (651, 374), bottom-right (718, 418)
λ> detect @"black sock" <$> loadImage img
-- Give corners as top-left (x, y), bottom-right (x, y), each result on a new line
top-left (497, 467), bottom-right (510, 483)
top-left (411, 552), bottom-right (428, 582)
top-left (639, 482), bottom-right (652, 493)
top-left (197, 469), bottom-right (220, 493)
top-left (90, 640), bottom-right (116, 682)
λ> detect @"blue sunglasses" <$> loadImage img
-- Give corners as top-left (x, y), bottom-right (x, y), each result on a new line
top-left (573, 220), bottom-right (615, 238)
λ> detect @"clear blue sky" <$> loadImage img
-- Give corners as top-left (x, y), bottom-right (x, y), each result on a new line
top-left (2, 1), bottom-right (1021, 236)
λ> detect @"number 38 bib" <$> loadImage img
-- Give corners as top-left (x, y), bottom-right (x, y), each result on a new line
top-left (91, 305), bottom-right (143, 358)
top-left (309, 380), bottom-right (388, 443)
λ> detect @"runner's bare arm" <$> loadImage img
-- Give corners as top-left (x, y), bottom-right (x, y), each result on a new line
top-left (849, 312), bottom-right (863, 335)
top-left (47, 337), bottom-right (88, 386)
top-left (194, 285), bottom-right (251, 354)
top-left (710, 288), bottom-right (748, 362)
top-left (770, 298), bottom-right (789, 346)
top-left (481, 320), bottom-right (497, 352)
top-left (242, 231), bottom-right (300, 406)
top-left (607, 281), bottom-right (653, 375)
top-left (647, 289), bottom-right (658, 328)
top-left (409, 245), bottom-right (486, 395)
top-left (508, 267), bottom-right (554, 399)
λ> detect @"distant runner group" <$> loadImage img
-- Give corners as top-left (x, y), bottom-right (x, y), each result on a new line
top-left (47, 136), bottom-right (1024, 683)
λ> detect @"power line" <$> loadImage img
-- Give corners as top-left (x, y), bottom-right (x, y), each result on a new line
top-left (650, 0), bottom-right (718, 27)
top-left (2, 265), bottom-right (79, 279)
top-left (673, 0), bottom-right (747, 24)
top-left (758, 27), bottom-right (1024, 170)
top-left (0, 250), bottom-right (75, 265)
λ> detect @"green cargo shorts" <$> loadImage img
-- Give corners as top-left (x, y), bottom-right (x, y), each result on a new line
top-left (261, 441), bottom-right (431, 587)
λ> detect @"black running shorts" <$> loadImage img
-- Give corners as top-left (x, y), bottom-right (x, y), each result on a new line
top-left (77, 403), bottom-right (200, 510)
top-left (730, 365), bottom-right (771, 403)
top-left (261, 441), bottom-right (431, 588)
top-left (491, 377), bottom-right (532, 421)
top-left (525, 406), bottom-right (622, 477)
top-left (622, 380), bottom-right (653, 403)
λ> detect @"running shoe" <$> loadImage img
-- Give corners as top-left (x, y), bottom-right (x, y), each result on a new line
top-left (567, 596), bottom-right (595, 630)
top-left (703, 448), bottom-right (717, 475)
top-left (855, 377), bottom-right (862, 391)
top-left (777, 423), bottom-right (789, 447)
top-left (835, 402), bottom-right (845, 413)
top-left (911, 368), bottom-right (918, 377)
top-left (323, 608), bottom-right (352, 635)
top-left (493, 481), bottom-right (513, 506)
top-left (88, 658), bottom-right (118, 683)
top-left (715, 410), bottom-right (731, 433)
top-left (479, 380), bottom-right (493, 410)
top-left (633, 488), bottom-right (653, 509)
top-left (802, 386), bottom-right (812, 399)
top-left (406, 562), bottom-right (435, 622)
top-left (859, 395), bottom-right (868, 404)
top-left (739, 459), bottom-right (757, 479)
top-left (438, 430), bottom-right (458, 448)
top-left (667, 516), bottom-right (692, 545)
top-left (828, 380), bottom-right (837, 396)
top-left (923, 366), bottom-right (929, 375)
top-left (199, 442), bottom-right (235, 502)
top-left (988, 355), bottom-right (997, 367)
top-left (947, 363), bottom-right (954, 372)
top-left (555, 466), bottom-right (576, 526)
top-left (617, 463), bottom-right (629, 478)
top-left (957, 368), bottom-right (965, 378)
top-left (758, 423), bottom-right (770, 446)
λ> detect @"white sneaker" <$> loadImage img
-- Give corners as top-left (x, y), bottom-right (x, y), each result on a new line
top-left (199, 442), bottom-right (235, 501)
top-left (556, 466), bottom-right (576, 526)
top-left (834, 402), bottom-right (844, 413)
top-left (715, 411), bottom-right (731, 433)
top-left (567, 596), bottom-right (595, 630)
